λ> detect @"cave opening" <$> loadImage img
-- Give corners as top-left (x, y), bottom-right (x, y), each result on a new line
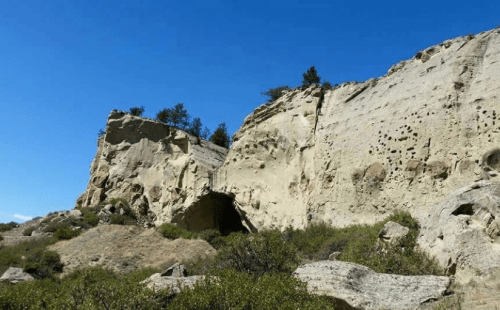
top-left (179, 192), bottom-right (249, 236)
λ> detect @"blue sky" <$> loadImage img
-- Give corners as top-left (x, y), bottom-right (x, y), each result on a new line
top-left (1, 0), bottom-right (499, 223)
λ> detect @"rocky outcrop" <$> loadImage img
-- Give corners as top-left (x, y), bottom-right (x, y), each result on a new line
top-left (378, 221), bottom-right (409, 242)
top-left (76, 112), bottom-right (245, 231)
top-left (47, 225), bottom-right (216, 275)
top-left (141, 263), bottom-right (205, 294)
top-left (417, 180), bottom-right (500, 283)
top-left (293, 260), bottom-right (451, 310)
top-left (216, 28), bottom-right (500, 230)
top-left (0, 267), bottom-right (34, 284)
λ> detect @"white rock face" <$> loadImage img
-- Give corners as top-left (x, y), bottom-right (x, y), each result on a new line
top-left (77, 112), bottom-right (229, 229)
top-left (417, 180), bottom-right (500, 283)
top-left (216, 28), bottom-right (500, 230)
top-left (0, 267), bottom-right (34, 284)
top-left (379, 221), bottom-right (409, 242)
top-left (293, 260), bottom-right (451, 310)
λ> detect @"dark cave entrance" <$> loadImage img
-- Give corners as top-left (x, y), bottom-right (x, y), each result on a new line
top-left (179, 192), bottom-right (249, 235)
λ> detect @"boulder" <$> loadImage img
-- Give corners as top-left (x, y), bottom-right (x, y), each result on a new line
top-left (417, 180), bottom-right (500, 283)
top-left (141, 263), bottom-right (204, 294)
top-left (0, 267), bottom-right (34, 284)
top-left (378, 221), bottom-right (409, 242)
top-left (293, 260), bottom-right (451, 310)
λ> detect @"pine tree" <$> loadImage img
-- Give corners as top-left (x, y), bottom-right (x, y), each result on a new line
top-left (302, 66), bottom-right (321, 88)
top-left (210, 123), bottom-right (230, 148)
top-left (129, 106), bottom-right (145, 116)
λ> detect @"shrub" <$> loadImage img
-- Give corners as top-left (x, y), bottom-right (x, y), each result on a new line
top-left (23, 227), bottom-right (35, 237)
top-left (169, 268), bottom-right (335, 309)
top-left (214, 230), bottom-right (299, 276)
top-left (110, 213), bottom-right (137, 225)
top-left (23, 249), bottom-right (64, 277)
top-left (0, 222), bottom-right (17, 232)
top-left (129, 106), bottom-right (145, 116)
top-left (0, 237), bottom-right (58, 276)
top-left (53, 224), bottom-right (81, 240)
top-left (322, 81), bottom-right (333, 90)
top-left (158, 223), bottom-right (194, 239)
top-left (0, 233), bottom-right (3, 242)
top-left (261, 85), bottom-right (290, 103)
top-left (302, 66), bottom-right (321, 88)
top-left (81, 208), bottom-right (99, 226)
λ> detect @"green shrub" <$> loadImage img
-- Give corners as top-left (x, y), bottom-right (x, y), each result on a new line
top-left (0, 222), bottom-right (17, 232)
top-left (53, 224), bottom-right (81, 240)
top-left (81, 208), bottom-right (99, 226)
top-left (110, 213), bottom-right (137, 225)
top-left (302, 66), bottom-right (321, 88)
top-left (214, 230), bottom-right (299, 276)
top-left (169, 268), bottom-right (335, 309)
top-left (0, 233), bottom-right (3, 242)
top-left (261, 85), bottom-right (290, 103)
top-left (23, 227), bottom-right (35, 236)
top-left (322, 81), bottom-right (333, 90)
top-left (158, 223), bottom-right (194, 239)
top-left (23, 249), bottom-right (63, 278)
top-left (0, 266), bottom-right (171, 309)
top-left (283, 211), bottom-right (443, 276)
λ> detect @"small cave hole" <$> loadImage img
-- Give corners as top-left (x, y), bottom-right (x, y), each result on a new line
top-left (452, 203), bottom-right (474, 216)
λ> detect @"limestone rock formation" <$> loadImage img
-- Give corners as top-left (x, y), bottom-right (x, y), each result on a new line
top-left (216, 28), bottom-right (500, 230)
top-left (141, 263), bottom-right (205, 294)
top-left (76, 112), bottom-right (246, 232)
top-left (378, 221), bottom-right (409, 242)
top-left (47, 225), bottom-right (216, 275)
top-left (0, 267), bottom-right (35, 284)
top-left (417, 180), bottom-right (500, 283)
top-left (293, 260), bottom-right (451, 310)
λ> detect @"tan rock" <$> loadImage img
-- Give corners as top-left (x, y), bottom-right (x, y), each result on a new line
top-left (216, 29), bottom-right (500, 230)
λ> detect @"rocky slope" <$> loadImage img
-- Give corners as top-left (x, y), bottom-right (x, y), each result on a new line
top-left (216, 28), bottom-right (500, 230)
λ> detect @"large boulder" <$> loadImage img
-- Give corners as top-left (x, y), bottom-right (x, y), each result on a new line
top-left (417, 180), bottom-right (500, 283)
top-left (0, 267), bottom-right (34, 284)
top-left (215, 28), bottom-right (500, 230)
top-left (378, 221), bottom-right (409, 242)
top-left (293, 260), bottom-right (451, 310)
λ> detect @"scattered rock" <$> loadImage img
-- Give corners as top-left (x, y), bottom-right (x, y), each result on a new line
top-left (293, 260), bottom-right (451, 310)
top-left (379, 221), bottom-right (409, 242)
top-left (0, 267), bottom-right (34, 284)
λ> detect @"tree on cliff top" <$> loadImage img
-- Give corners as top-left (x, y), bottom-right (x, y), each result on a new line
top-left (302, 66), bottom-right (321, 88)
top-left (129, 106), bottom-right (145, 116)
top-left (210, 123), bottom-right (230, 148)
top-left (261, 85), bottom-right (290, 103)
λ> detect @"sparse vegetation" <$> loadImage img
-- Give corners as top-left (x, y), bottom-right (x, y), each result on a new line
top-left (53, 224), bottom-right (81, 240)
top-left (0, 222), bottom-right (17, 232)
top-left (129, 106), bottom-right (145, 116)
top-left (23, 227), bottom-right (35, 237)
top-left (261, 85), bottom-right (290, 103)
top-left (0, 211), bottom-right (445, 308)
top-left (81, 208), bottom-right (99, 226)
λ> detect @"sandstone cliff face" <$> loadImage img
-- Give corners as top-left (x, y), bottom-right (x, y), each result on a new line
top-left (77, 112), bottom-right (230, 229)
top-left (216, 28), bottom-right (500, 230)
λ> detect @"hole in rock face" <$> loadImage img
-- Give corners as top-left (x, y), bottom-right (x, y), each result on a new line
top-left (178, 192), bottom-right (249, 236)
top-left (452, 203), bottom-right (474, 216)
top-left (484, 148), bottom-right (500, 170)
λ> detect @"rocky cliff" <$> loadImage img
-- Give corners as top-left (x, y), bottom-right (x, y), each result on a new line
top-left (78, 28), bottom-right (500, 235)
top-left (216, 28), bottom-right (500, 230)
top-left (76, 112), bottom-right (243, 232)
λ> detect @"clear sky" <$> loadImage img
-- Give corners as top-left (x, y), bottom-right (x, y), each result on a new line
top-left (1, 0), bottom-right (499, 223)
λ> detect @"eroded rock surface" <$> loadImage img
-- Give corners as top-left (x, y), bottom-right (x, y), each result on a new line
top-left (293, 260), bottom-right (451, 310)
top-left (77, 112), bottom-right (230, 230)
top-left (417, 180), bottom-right (500, 283)
top-left (47, 225), bottom-right (216, 275)
top-left (141, 263), bottom-right (205, 294)
top-left (216, 29), bottom-right (500, 230)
